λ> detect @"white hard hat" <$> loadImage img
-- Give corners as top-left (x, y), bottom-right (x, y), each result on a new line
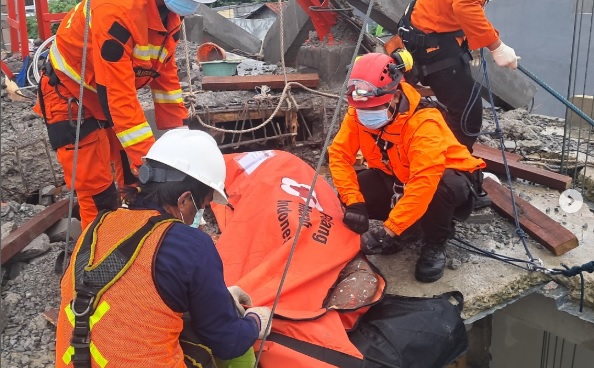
top-left (143, 129), bottom-right (228, 205)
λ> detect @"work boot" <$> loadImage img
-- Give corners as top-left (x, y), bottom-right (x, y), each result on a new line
top-left (473, 194), bottom-right (492, 210)
top-left (415, 240), bottom-right (447, 283)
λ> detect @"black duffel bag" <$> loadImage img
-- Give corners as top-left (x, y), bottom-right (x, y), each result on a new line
top-left (348, 291), bottom-right (468, 368)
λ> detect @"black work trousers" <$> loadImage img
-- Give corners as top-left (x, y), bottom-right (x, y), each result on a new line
top-left (357, 168), bottom-right (471, 243)
top-left (413, 41), bottom-right (482, 151)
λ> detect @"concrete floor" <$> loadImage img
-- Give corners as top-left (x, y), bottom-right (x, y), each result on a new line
top-left (369, 180), bottom-right (594, 319)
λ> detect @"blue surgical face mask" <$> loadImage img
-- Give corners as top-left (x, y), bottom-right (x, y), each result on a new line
top-left (356, 108), bottom-right (391, 130)
top-left (189, 194), bottom-right (203, 229)
top-left (164, 0), bottom-right (200, 17)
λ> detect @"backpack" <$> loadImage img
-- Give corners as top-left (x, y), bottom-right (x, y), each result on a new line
top-left (348, 291), bottom-right (468, 368)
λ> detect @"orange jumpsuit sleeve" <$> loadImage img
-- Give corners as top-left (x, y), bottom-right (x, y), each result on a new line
top-left (149, 51), bottom-right (187, 130)
top-left (91, 4), bottom-right (155, 169)
top-left (451, 0), bottom-right (499, 50)
top-left (328, 111), bottom-right (366, 206)
top-left (384, 121), bottom-right (446, 235)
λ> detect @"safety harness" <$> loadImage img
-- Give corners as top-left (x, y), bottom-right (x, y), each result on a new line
top-left (397, 0), bottom-right (472, 78)
top-left (67, 210), bottom-right (177, 368)
top-left (37, 62), bottom-right (112, 151)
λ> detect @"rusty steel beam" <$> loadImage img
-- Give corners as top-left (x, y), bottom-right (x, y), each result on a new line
top-left (1, 198), bottom-right (71, 265)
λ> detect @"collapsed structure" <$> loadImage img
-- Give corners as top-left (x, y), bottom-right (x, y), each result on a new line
top-left (1, 1), bottom-right (594, 367)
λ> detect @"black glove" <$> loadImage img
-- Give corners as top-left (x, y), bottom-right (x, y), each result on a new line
top-left (361, 227), bottom-right (405, 255)
top-left (343, 203), bottom-right (369, 234)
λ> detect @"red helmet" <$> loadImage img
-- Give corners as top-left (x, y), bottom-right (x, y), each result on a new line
top-left (347, 53), bottom-right (403, 109)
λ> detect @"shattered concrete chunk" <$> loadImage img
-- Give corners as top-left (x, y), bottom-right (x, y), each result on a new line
top-left (11, 233), bottom-right (51, 263)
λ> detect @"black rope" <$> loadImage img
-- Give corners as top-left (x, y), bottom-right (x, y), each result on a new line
top-left (453, 235), bottom-right (594, 312)
top-left (550, 261), bottom-right (594, 312)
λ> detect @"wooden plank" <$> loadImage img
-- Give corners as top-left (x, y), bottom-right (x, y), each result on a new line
top-left (196, 110), bottom-right (286, 124)
top-left (1, 198), bottom-right (70, 265)
top-left (482, 178), bottom-right (578, 256)
top-left (472, 143), bottom-right (522, 162)
top-left (201, 73), bottom-right (319, 91)
top-left (473, 146), bottom-right (571, 191)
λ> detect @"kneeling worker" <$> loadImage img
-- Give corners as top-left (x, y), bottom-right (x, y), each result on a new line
top-left (55, 130), bottom-right (271, 367)
top-left (328, 52), bottom-right (486, 283)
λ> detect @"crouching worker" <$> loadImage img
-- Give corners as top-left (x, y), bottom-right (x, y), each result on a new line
top-left (55, 130), bottom-right (271, 367)
top-left (328, 53), bottom-right (486, 283)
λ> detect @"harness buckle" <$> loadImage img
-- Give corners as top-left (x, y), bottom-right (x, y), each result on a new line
top-left (391, 183), bottom-right (405, 208)
top-left (71, 292), bottom-right (95, 317)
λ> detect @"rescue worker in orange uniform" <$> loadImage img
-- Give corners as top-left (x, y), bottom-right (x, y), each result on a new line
top-left (33, 0), bottom-right (216, 229)
top-left (397, 0), bottom-right (518, 150)
top-left (328, 53), bottom-right (486, 282)
top-left (55, 130), bottom-right (272, 367)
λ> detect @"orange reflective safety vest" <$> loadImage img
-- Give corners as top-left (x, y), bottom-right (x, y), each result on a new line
top-left (212, 150), bottom-right (386, 367)
top-left (410, 0), bottom-right (499, 50)
top-left (328, 82), bottom-right (486, 236)
top-left (42, 0), bottom-right (186, 167)
top-left (56, 209), bottom-right (185, 368)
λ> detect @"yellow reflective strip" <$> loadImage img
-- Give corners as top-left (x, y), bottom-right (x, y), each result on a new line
top-left (133, 45), bottom-right (151, 61)
top-left (62, 346), bottom-right (75, 365)
top-left (89, 301), bottom-right (110, 330)
top-left (90, 342), bottom-right (108, 368)
top-left (65, 304), bottom-right (75, 327)
top-left (154, 97), bottom-right (183, 104)
top-left (116, 122), bottom-right (154, 148)
top-left (49, 40), bottom-right (96, 92)
top-left (153, 89), bottom-right (183, 103)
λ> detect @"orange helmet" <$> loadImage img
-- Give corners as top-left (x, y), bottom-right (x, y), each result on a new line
top-left (347, 52), bottom-right (412, 108)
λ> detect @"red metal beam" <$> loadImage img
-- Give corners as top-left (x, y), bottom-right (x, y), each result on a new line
top-left (295, 0), bottom-right (337, 41)
top-left (1, 198), bottom-right (71, 265)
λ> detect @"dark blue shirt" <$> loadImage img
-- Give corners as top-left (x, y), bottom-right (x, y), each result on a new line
top-left (130, 197), bottom-right (259, 359)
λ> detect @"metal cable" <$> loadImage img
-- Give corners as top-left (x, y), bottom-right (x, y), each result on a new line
top-left (254, 1), bottom-right (378, 365)
top-left (62, 0), bottom-right (92, 274)
top-left (479, 49), bottom-right (537, 264)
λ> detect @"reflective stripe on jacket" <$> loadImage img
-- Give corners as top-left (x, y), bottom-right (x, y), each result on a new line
top-left (328, 82), bottom-right (486, 235)
top-left (56, 209), bottom-right (185, 367)
top-left (410, 0), bottom-right (499, 50)
top-left (49, 0), bottom-right (186, 167)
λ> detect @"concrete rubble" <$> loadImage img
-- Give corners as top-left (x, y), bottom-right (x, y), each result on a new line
top-left (1, 2), bottom-right (593, 367)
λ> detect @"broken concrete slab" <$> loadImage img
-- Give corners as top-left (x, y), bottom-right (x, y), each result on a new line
top-left (182, 15), bottom-right (205, 45)
top-left (1, 221), bottom-right (17, 240)
top-left (11, 233), bottom-right (51, 263)
top-left (195, 5), bottom-right (262, 56)
top-left (297, 44), bottom-right (356, 87)
top-left (263, 0), bottom-right (313, 66)
top-left (470, 52), bottom-right (537, 110)
top-left (345, 0), bottom-right (407, 34)
top-left (45, 217), bottom-right (82, 243)
top-left (370, 180), bottom-right (594, 319)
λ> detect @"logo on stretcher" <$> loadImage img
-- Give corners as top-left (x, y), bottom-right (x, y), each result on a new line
top-left (280, 177), bottom-right (324, 212)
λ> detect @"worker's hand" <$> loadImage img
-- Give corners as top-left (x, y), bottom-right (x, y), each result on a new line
top-left (360, 227), bottom-right (405, 255)
top-left (490, 41), bottom-right (518, 69)
top-left (245, 306), bottom-right (272, 339)
top-left (228, 285), bottom-right (252, 315)
top-left (343, 202), bottom-right (369, 234)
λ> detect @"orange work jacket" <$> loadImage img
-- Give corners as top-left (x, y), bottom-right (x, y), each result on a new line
top-left (328, 82), bottom-right (486, 236)
top-left (46, 0), bottom-right (187, 167)
top-left (410, 0), bottom-right (499, 50)
top-left (56, 209), bottom-right (185, 367)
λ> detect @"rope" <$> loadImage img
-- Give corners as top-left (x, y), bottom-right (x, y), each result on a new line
top-left (254, 0), bottom-right (377, 365)
top-left (62, 0), bottom-right (92, 274)
top-left (480, 48), bottom-right (538, 265)
top-left (187, 82), bottom-right (340, 134)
